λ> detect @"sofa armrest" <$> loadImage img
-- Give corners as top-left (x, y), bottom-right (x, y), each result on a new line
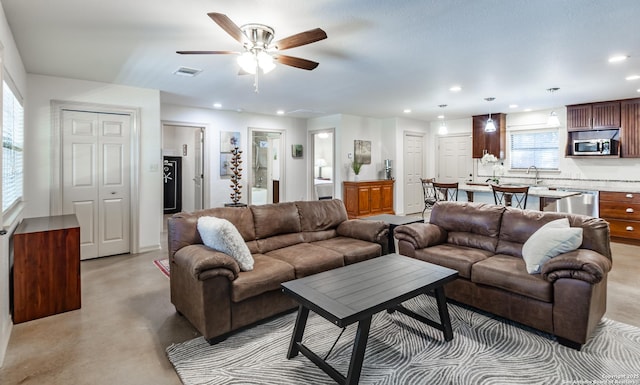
top-left (541, 249), bottom-right (612, 284)
top-left (336, 219), bottom-right (388, 244)
top-left (173, 244), bottom-right (240, 281)
top-left (394, 223), bottom-right (447, 250)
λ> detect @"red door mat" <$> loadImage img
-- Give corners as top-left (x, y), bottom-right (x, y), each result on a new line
top-left (153, 258), bottom-right (170, 278)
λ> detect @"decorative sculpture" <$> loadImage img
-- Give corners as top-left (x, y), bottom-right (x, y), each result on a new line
top-left (229, 146), bottom-right (243, 204)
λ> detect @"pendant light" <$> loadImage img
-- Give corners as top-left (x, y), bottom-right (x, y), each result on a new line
top-left (438, 104), bottom-right (448, 135)
top-left (484, 97), bottom-right (496, 132)
top-left (547, 87), bottom-right (560, 127)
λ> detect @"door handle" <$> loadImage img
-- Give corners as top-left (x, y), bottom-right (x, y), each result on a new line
top-left (111, 192), bottom-right (116, 195)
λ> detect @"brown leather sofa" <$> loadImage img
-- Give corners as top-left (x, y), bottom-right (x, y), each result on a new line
top-left (167, 199), bottom-right (388, 343)
top-left (394, 201), bottom-right (612, 350)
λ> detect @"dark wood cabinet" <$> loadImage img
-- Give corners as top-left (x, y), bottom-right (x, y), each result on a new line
top-left (343, 180), bottom-right (394, 219)
top-left (567, 101), bottom-right (621, 131)
top-left (620, 98), bottom-right (640, 158)
top-left (472, 113), bottom-right (506, 159)
top-left (13, 215), bottom-right (81, 323)
top-left (599, 191), bottom-right (640, 244)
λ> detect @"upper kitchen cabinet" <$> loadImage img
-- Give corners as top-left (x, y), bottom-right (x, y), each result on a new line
top-left (472, 113), bottom-right (506, 159)
top-left (620, 98), bottom-right (640, 158)
top-left (567, 101), bottom-right (621, 131)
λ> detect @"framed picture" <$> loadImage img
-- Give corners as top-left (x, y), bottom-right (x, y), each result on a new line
top-left (220, 131), bottom-right (240, 153)
top-left (220, 153), bottom-right (233, 177)
top-left (292, 144), bottom-right (303, 158)
top-left (354, 140), bottom-right (371, 164)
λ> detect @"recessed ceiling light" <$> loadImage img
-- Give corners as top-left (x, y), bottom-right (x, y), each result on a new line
top-left (173, 67), bottom-right (202, 77)
top-left (626, 75), bottom-right (640, 81)
top-left (403, 109), bottom-right (412, 113)
top-left (449, 85), bottom-right (462, 92)
top-left (276, 110), bottom-right (285, 115)
top-left (509, 104), bottom-right (518, 109)
top-left (524, 108), bottom-right (532, 112)
top-left (213, 103), bottom-right (222, 109)
top-left (608, 55), bottom-right (629, 63)
top-left (637, 89), bottom-right (640, 93)
top-left (437, 114), bottom-right (445, 119)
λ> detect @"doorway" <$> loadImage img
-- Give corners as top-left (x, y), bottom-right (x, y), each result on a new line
top-left (403, 132), bottom-right (425, 215)
top-left (162, 124), bottom-right (206, 213)
top-left (249, 129), bottom-right (285, 205)
top-left (311, 130), bottom-right (335, 200)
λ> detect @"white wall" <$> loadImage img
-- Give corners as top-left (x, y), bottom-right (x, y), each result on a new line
top-left (25, 74), bottom-right (163, 252)
top-left (161, 104), bottom-right (308, 206)
top-left (0, 1), bottom-right (27, 367)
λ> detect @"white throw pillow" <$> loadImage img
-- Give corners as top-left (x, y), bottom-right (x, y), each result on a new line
top-left (522, 218), bottom-right (583, 274)
top-left (197, 216), bottom-right (254, 271)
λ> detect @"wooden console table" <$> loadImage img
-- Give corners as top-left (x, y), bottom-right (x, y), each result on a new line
top-left (12, 214), bottom-right (81, 323)
top-left (343, 180), bottom-right (395, 219)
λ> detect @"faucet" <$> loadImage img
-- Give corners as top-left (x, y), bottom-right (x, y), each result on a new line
top-left (527, 165), bottom-right (542, 185)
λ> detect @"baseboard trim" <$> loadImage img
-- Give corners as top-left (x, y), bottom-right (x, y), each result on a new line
top-left (138, 244), bottom-right (161, 254)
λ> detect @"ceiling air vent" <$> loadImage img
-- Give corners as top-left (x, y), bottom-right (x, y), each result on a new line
top-left (173, 67), bottom-right (202, 77)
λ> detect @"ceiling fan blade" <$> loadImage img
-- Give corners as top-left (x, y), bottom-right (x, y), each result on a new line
top-left (208, 12), bottom-right (245, 44)
top-left (176, 50), bottom-right (238, 55)
top-left (272, 28), bottom-right (327, 50)
top-left (274, 55), bottom-right (319, 70)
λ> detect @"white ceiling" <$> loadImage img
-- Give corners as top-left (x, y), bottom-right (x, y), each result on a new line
top-left (3, 0), bottom-right (640, 121)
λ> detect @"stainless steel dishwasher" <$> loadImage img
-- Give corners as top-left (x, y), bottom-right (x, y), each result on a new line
top-left (556, 189), bottom-right (599, 217)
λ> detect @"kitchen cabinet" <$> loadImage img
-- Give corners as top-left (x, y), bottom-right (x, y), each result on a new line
top-left (13, 215), bottom-right (81, 323)
top-left (472, 113), bottom-right (506, 159)
top-left (343, 180), bottom-right (394, 219)
top-left (599, 191), bottom-right (640, 244)
top-left (567, 101), bottom-right (621, 131)
top-left (620, 98), bottom-right (640, 158)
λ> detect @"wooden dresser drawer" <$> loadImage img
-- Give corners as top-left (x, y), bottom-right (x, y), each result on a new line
top-left (606, 219), bottom-right (640, 240)
top-left (599, 202), bottom-right (640, 221)
top-left (600, 191), bottom-right (640, 204)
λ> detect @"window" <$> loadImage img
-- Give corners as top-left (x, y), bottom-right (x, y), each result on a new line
top-left (3, 80), bottom-right (24, 212)
top-left (510, 130), bottom-right (559, 170)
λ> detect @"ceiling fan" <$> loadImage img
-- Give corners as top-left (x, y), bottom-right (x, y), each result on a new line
top-left (177, 12), bottom-right (327, 92)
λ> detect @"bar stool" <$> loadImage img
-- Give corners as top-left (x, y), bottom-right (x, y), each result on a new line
top-left (432, 182), bottom-right (459, 202)
top-left (492, 185), bottom-right (529, 209)
top-left (421, 178), bottom-right (437, 219)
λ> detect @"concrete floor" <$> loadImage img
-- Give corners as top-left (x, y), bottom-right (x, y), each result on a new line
top-left (0, 238), bottom-right (638, 384)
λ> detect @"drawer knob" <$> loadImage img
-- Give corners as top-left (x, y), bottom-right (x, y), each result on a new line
top-left (627, 208), bottom-right (635, 213)
top-left (626, 226), bottom-right (634, 231)
top-left (626, 194), bottom-right (634, 198)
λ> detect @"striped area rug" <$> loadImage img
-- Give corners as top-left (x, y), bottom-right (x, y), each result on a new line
top-left (166, 296), bottom-right (640, 385)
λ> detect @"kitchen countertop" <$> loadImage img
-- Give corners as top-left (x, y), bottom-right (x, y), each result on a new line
top-left (458, 183), bottom-right (582, 199)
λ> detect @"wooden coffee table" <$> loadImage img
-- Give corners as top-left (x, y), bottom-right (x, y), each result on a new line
top-left (281, 254), bottom-right (458, 385)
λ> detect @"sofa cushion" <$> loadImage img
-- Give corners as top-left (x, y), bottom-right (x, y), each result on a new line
top-left (471, 254), bottom-right (553, 302)
top-left (412, 243), bottom-right (494, 279)
top-left (231, 254), bottom-right (296, 303)
top-left (251, 202), bottom-right (301, 239)
top-left (296, 199), bottom-right (348, 232)
top-left (312, 237), bottom-right (382, 265)
top-left (430, 202), bottom-right (505, 253)
top-left (522, 218), bottom-right (583, 274)
top-left (197, 216), bottom-right (254, 271)
top-left (256, 233), bottom-right (305, 254)
top-left (266, 243), bottom-right (344, 278)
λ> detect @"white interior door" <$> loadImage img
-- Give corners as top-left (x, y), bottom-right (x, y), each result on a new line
top-left (62, 110), bottom-right (130, 260)
top-left (403, 133), bottom-right (424, 214)
top-left (438, 135), bottom-right (472, 182)
top-left (194, 128), bottom-right (204, 210)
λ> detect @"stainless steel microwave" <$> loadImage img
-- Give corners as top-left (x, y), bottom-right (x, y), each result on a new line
top-left (573, 139), bottom-right (616, 155)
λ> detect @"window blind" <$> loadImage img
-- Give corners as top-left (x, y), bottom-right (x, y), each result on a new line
top-left (3, 80), bottom-right (24, 212)
top-left (510, 130), bottom-right (559, 170)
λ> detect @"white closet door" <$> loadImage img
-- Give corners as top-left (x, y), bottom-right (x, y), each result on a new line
top-left (403, 133), bottom-right (424, 214)
top-left (62, 110), bottom-right (130, 259)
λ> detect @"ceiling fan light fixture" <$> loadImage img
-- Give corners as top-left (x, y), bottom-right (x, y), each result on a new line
top-left (257, 51), bottom-right (275, 73)
top-left (237, 52), bottom-right (257, 74)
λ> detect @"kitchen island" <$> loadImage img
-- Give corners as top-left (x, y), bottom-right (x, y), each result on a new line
top-left (457, 183), bottom-right (581, 211)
